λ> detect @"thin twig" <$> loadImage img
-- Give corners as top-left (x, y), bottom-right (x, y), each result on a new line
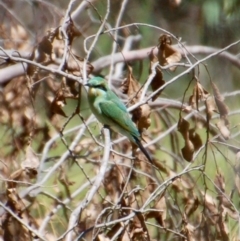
top-left (65, 127), bottom-right (110, 241)
top-left (0, 201), bottom-right (47, 241)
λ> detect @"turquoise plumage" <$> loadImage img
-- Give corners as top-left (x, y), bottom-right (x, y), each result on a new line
top-left (86, 76), bottom-right (152, 163)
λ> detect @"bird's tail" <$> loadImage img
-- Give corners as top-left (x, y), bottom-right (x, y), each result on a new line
top-left (133, 137), bottom-right (152, 163)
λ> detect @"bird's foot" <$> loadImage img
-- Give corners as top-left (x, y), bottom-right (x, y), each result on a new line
top-left (101, 125), bottom-right (110, 135)
top-left (103, 124), bottom-right (110, 130)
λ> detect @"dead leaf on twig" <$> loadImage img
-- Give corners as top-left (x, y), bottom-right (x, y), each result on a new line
top-left (216, 117), bottom-right (230, 140)
top-left (122, 66), bottom-right (151, 132)
top-left (205, 96), bottom-right (217, 120)
top-left (188, 81), bottom-right (209, 111)
top-left (66, 54), bottom-right (94, 77)
top-left (149, 48), bottom-right (165, 101)
top-left (178, 117), bottom-right (202, 162)
top-left (211, 82), bottom-right (230, 139)
top-left (21, 145), bottom-right (39, 178)
top-left (2, 188), bottom-right (38, 240)
top-left (158, 34), bottom-right (182, 71)
top-left (50, 88), bottom-right (67, 117)
top-left (212, 82), bottom-right (229, 118)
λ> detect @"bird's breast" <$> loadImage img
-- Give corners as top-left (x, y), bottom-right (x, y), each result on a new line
top-left (89, 87), bottom-right (98, 97)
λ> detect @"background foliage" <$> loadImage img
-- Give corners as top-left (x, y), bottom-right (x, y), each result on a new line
top-left (0, 0), bottom-right (240, 240)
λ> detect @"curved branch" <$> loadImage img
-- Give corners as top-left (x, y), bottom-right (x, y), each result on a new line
top-left (65, 127), bottom-right (110, 241)
top-left (0, 44), bottom-right (239, 84)
top-left (92, 44), bottom-right (240, 73)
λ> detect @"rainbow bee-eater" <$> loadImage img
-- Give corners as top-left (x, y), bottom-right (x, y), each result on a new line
top-left (85, 76), bottom-right (152, 163)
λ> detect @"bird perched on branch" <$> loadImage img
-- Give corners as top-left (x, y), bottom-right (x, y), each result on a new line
top-left (85, 76), bottom-right (152, 163)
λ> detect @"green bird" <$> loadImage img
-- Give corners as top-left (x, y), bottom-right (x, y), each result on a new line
top-left (85, 76), bottom-right (152, 163)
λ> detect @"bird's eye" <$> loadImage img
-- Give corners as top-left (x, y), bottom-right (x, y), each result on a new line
top-left (96, 85), bottom-right (106, 91)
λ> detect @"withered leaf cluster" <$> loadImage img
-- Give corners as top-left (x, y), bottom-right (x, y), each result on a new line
top-left (0, 20), bottom-right (94, 155)
top-left (149, 48), bottom-right (165, 101)
top-left (77, 162), bottom-right (165, 240)
top-left (0, 5), bottom-right (238, 241)
top-left (158, 34), bottom-right (182, 71)
top-left (122, 66), bottom-right (151, 132)
top-left (150, 34), bottom-right (182, 101)
top-left (178, 117), bottom-right (202, 162)
top-left (1, 189), bottom-right (38, 241)
top-left (212, 82), bottom-right (230, 139)
top-left (121, 66), bottom-right (152, 162)
top-left (179, 80), bottom-right (231, 161)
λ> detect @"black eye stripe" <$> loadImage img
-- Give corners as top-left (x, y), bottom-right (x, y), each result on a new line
top-left (96, 85), bottom-right (106, 91)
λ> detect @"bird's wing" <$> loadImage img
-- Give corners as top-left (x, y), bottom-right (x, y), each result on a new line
top-left (99, 101), bottom-right (152, 163)
top-left (107, 91), bottom-right (128, 112)
top-left (99, 100), bottom-right (139, 137)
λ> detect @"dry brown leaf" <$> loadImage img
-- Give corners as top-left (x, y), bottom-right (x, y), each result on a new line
top-left (134, 212), bottom-right (150, 240)
top-left (183, 104), bottom-right (193, 113)
top-left (171, 172), bottom-right (194, 193)
top-left (158, 34), bottom-right (182, 71)
top-left (205, 96), bottom-right (217, 120)
top-left (8, 169), bottom-right (24, 188)
top-left (145, 196), bottom-right (167, 228)
top-left (9, 25), bottom-right (28, 50)
top-left (6, 189), bottom-right (25, 212)
top-left (220, 196), bottom-right (237, 216)
top-left (214, 172), bottom-right (239, 222)
top-left (211, 82), bottom-right (230, 140)
top-left (50, 89), bottom-right (67, 117)
top-left (26, 29), bottom-right (60, 98)
top-left (216, 117), bottom-right (230, 140)
top-left (120, 232), bottom-right (131, 241)
top-left (184, 195), bottom-right (199, 217)
top-left (181, 139), bottom-right (195, 162)
top-left (130, 227), bottom-right (146, 241)
top-left (151, 160), bottom-right (170, 174)
top-left (65, 77), bottom-right (79, 97)
top-left (201, 191), bottom-right (218, 217)
top-left (222, 205), bottom-right (239, 220)
top-left (178, 117), bottom-right (190, 137)
top-left (35, 32), bottom-right (55, 63)
top-left (58, 167), bottom-right (75, 198)
top-left (122, 67), bottom-right (151, 131)
top-left (106, 223), bottom-right (123, 240)
top-left (189, 81), bottom-right (209, 111)
top-left (217, 207), bottom-right (229, 241)
top-left (26, 50), bottom-right (36, 76)
top-left (122, 66), bottom-right (141, 100)
top-left (62, 16), bottom-right (82, 45)
top-left (38, 36), bottom-right (53, 56)
top-left (196, 82), bottom-right (209, 101)
top-left (2, 188), bottom-right (38, 240)
top-left (154, 195), bottom-right (167, 227)
top-left (212, 82), bottom-right (229, 118)
top-left (188, 94), bottom-right (196, 110)
top-left (178, 118), bottom-right (195, 161)
top-left (214, 173), bottom-right (225, 194)
top-left (97, 234), bottom-right (111, 241)
top-left (135, 104), bottom-right (151, 131)
top-left (181, 223), bottom-right (196, 241)
top-left (21, 145), bottom-right (39, 177)
top-left (66, 54), bottom-right (94, 77)
top-left (189, 128), bottom-right (202, 151)
top-left (149, 49), bottom-right (165, 101)
top-left (130, 212), bottom-right (151, 241)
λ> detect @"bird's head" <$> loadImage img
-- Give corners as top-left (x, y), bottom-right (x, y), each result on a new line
top-left (85, 77), bottom-right (108, 90)
top-left (85, 77), bottom-right (109, 97)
